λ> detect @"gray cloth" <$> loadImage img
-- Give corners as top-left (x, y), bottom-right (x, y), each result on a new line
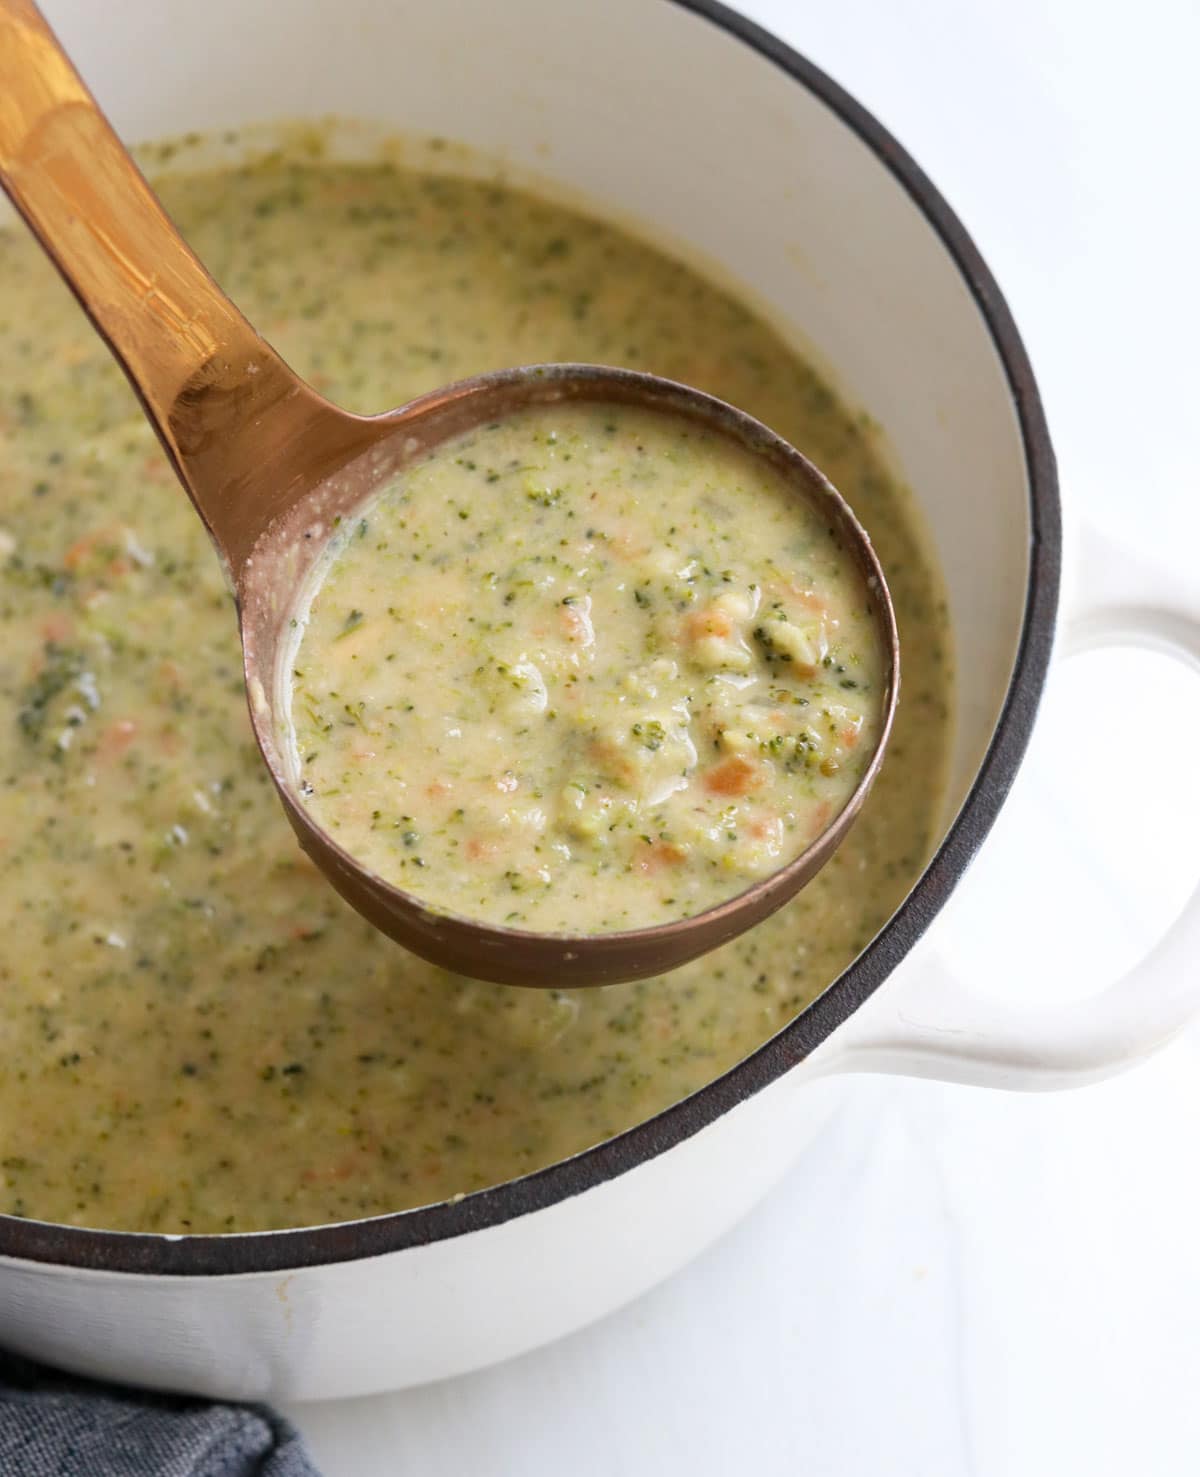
top-left (0, 1354), bottom-right (320, 1476)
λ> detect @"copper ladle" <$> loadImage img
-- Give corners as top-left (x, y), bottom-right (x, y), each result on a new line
top-left (0, 0), bottom-right (899, 987)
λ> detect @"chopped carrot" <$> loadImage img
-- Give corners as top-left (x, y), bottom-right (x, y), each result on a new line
top-left (609, 533), bottom-right (649, 561)
top-left (840, 721), bottom-right (862, 748)
top-left (703, 756), bottom-right (762, 796)
top-left (62, 527), bottom-right (137, 582)
top-left (635, 840), bottom-right (688, 874)
top-left (96, 718), bottom-right (138, 762)
top-left (40, 612), bottom-right (73, 644)
top-left (465, 837), bottom-right (499, 862)
top-left (588, 738), bottom-right (636, 785)
top-left (790, 586), bottom-right (830, 614)
top-left (302, 1155), bottom-right (362, 1184)
top-left (425, 779), bottom-right (452, 798)
top-left (63, 526), bottom-right (119, 571)
top-left (63, 532), bottom-right (100, 570)
top-left (685, 606), bottom-right (732, 640)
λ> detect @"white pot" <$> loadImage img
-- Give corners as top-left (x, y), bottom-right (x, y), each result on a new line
top-left (2, 0), bottom-right (1197, 1403)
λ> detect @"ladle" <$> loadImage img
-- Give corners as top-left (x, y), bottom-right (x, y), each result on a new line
top-left (0, 0), bottom-right (899, 986)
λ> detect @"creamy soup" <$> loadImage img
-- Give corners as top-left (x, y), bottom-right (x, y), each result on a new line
top-left (289, 402), bottom-right (887, 932)
top-left (0, 144), bottom-right (951, 1233)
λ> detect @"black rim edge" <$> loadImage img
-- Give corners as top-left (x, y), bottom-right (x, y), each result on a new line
top-left (0, 0), bottom-right (1060, 1277)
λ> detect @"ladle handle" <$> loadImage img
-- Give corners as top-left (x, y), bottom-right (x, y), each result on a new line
top-left (0, 0), bottom-right (330, 578)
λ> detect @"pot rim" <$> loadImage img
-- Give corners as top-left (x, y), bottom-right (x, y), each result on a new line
top-left (0, 0), bottom-right (1060, 1277)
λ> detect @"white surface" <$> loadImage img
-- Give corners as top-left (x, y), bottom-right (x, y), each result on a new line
top-left (285, 0), bottom-right (1200, 1469)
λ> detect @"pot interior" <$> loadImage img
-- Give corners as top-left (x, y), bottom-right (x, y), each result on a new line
top-left (0, 0), bottom-right (1058, 1289)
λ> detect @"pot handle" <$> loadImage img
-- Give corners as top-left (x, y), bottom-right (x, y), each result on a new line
top-left (819, 521), bottom-right (1200, 1090)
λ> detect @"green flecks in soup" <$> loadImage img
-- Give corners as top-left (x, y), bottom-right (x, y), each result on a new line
top-left (289, 403), bottom-right (886, 932)
top-left (0, 149), bottom-right (951, 1234)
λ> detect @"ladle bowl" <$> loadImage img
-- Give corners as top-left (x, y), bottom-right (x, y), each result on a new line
top-left (246, 363), bottom-right (900, 985)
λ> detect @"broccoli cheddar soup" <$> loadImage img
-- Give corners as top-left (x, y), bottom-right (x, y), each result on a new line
top-left (289, 402), bottom-right (888, 933)
top-left (0, 142), bottom-right (952, 1233)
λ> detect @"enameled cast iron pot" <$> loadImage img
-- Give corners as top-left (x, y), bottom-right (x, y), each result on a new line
top-left (3, 0), bottom-right (1199, 1401)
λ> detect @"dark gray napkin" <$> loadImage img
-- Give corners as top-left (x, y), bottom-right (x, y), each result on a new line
top-left (0, 1354), bottom-right (320, 1477)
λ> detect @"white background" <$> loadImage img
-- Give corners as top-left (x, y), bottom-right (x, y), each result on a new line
top-left (290, 1), bottom-right (1200, 1471)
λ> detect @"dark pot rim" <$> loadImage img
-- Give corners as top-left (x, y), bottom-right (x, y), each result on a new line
top-left (0, 0), bottom-right (1060, 1277)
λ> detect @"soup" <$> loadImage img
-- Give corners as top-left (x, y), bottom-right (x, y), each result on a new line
top-left (0, 141), bottom-right (951, 1232)
top-left (288, 401), bottom-right (887, 932)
